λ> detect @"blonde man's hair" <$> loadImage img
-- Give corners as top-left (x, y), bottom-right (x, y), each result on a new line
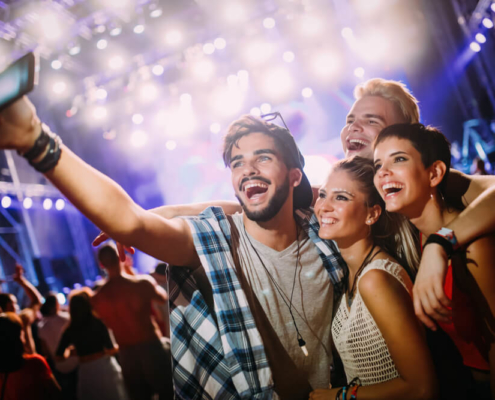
top-left (354, 78), bottom-right (420, 124)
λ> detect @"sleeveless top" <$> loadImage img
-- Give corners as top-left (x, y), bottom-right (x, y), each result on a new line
top-left (331, 259), bottom-right (413, 386)
top-left (418, 233), bottom-right (489, 371)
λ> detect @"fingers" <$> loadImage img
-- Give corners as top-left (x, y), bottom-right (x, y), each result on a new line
top-left (92, 232), bottom-right (109, 247)
top-left (117, 243), bottom-right (126, 262)
top-left (433, 279), bottom-right (452, 309)
top-left (125, 246), bottom-right (135, 255)
top-left (413, 292), bottom-right (437, 330)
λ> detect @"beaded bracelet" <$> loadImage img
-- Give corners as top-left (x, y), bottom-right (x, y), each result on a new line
top-left (349, 383), bottom-right (360, 399)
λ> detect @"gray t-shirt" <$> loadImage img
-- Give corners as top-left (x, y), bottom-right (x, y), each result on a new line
top-left (232, 213), bottom-right (334, 390)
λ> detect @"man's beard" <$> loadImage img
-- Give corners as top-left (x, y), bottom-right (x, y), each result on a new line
top-left (236, 175), bottom-right (290, 222)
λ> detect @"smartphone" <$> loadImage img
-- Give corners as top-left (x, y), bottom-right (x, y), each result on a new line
top-left (0, 52), bottom-right (37, 112)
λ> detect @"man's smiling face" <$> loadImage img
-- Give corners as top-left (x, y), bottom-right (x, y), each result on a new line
top-left (230, 132), bottom-right (294, 222)
top-left (340, 95), bottom-right (405, 159)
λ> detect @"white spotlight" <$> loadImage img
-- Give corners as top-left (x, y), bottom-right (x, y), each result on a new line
top-left (152, 65), bottom-right (164, 76)
top-left (260, 103), bottom-right (271, 114)
top-left (52, 81), bottom-right (67, 95)
top-left (166, 140), bottom-right (177, 150)
top-left (310, 51), bottom-right (342, 80)
top-left (470, 41), bottom-right (481, 52)
top-left (55, 199), bottom-right (65, 211)
top-left (299, 15), bottom-right (323, 36)
top-left (93, 106), bottom-right (108, 120)
top-left (43, 198), bottom-right (53, 210)
top-left (97, 39), bottom-right (108, 50)
top-left (203, 43), bottom-right (215, 55)
top-left (133, 24), bottom-right (145, 34)
top-left (41, 14), bottom-right (63, 40)
top-left (223, 3), bottom-right (246, 23)
top-left (227, 74), bottom-right (239, 87)
top-left (476, 33), bottom-right (487, 43)
top-left (260, 67), bottom-right (294, 100)
top-left (250, 107), bottom-right (261, 116)
top-left (51, 60), bottom-right (62, 70)
top-left (109, 55), bottom-right (124, 70)
top-left (214, 38), bottom-right (226, 50)
top-left (132, 113), bottom-right (144, 124)
top-left (110, 26), bottom-right (122, 36)
top-left (68, 45), bottom-right (81, 55)
top-left (283, 51), bottom-right (295, 63)
top-left (210, 87), bottom-right (244, 117)
top-left (150, 8), bottom-right (162, 18)
top-left (210, 123), bottom-right (221, 134)
top-left (1, 196), bottom-right (11, 208)
top-left (23, 198), bottom-right (33, 209)
top-left (131, 130), bottom-right (148, 148)
top-left (341, 27), bottom-right (353, 39)
top-left (301, 87), bottom-right (313, 98)
top-left (482, 18), bottom-right (494, 28)
top-left (95, 88), bottom-right (107, 100)
top-left (166, 30), bottom-right (182, 45)
top-left (243, 41), bottom-right (274, 66)
top-left (56, 293), bottom-right (66, 305)
top-left (354, 67), bottom-right (365, 78)
top-left (263, 17), bottom-right (276, 29)
top-left (180, 93), bottom-right (192, 105)
top-left (139, 83), bottom-right (158, 102)
top-left (191, 59), bottom-right (215, 82)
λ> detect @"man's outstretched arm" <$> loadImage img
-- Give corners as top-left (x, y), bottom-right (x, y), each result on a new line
top-left (414, 169), bottom-right (495, 329)
top-left (0, 97), bottom-right (199, 267)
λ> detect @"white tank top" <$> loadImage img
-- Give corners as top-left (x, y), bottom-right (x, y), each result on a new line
top-left (331, 259), bottom-right (413, 386)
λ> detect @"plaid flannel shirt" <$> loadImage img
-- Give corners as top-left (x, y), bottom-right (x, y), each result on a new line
top-left (169, 206), bottom-right (346, 399)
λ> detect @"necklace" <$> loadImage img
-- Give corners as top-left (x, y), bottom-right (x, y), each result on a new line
top-left (346, 244), bottom-right (380, 308)
top-left (243, 223), bottom-right (309, 357)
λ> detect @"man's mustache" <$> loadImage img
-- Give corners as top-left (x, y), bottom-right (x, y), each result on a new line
top-left (238, 176), bottom-right (271, 191)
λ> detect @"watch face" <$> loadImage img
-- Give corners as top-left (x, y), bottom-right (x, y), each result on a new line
top-left (437, 228), bottom-right (458, 247)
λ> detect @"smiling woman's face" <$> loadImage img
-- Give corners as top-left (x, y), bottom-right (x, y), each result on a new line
top-left (314, 169), bottom-right (371, 245)
top-left (373, 136), bottom-right (431, 218)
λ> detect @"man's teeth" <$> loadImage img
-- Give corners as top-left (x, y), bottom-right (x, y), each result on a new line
top-left (244, 182), bottom-right (268, 191)
top-left (349, 139), bottom-right (368, 146)
top-left (321, 218), bottom-right (337, 225)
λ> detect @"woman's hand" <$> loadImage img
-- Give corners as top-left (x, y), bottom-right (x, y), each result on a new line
top-left (309, 388), bottom-right (339, 400)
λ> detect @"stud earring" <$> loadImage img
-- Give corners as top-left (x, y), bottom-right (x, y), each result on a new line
top-left (367, 219), bottom-right (372, 224)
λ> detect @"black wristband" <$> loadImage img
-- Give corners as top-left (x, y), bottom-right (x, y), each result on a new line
top-left (424, 233), bottom-right (454, 258)
top-left (19, 124), bottom-right (50, 161)
top-left (29, 135), bottom-right (62, 173)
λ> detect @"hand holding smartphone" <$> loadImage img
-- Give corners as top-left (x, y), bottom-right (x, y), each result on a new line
top-left (0, 52), bottom-right (37, 112)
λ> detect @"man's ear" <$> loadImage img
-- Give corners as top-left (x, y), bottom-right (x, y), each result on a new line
top-left (290, 168), bottom-right (303, 187)
top-left (429, 160), bottom-right (447, 189)
top-left (366, 204), bottom-right (382, 225)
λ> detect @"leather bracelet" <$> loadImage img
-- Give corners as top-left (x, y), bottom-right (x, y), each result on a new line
top-left (424, 233), bottom-right (454, 258)
top-left (29, 134), bottom-right (62, 173)
top-left (19, 123), bottom-right (50, 161)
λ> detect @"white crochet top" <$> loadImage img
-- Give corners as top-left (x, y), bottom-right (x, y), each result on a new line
top-left (331, 259), bottom-right (413, 386)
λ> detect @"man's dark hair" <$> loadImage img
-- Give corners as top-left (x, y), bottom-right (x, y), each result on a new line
top-left (40, 292), bottom-right (58, 316)
top-left (374, 123), bottom-right (452, 195)
top-left (223, 115), bottom-right (298, 169)
top-left (97, 244), bottom-right (120, 269)
top-left (0, 293), bottom-right (14, 311)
